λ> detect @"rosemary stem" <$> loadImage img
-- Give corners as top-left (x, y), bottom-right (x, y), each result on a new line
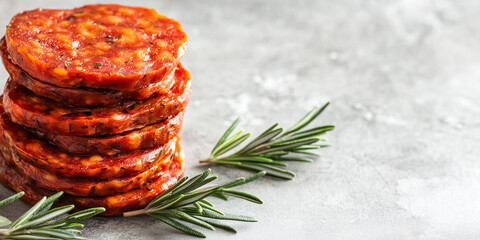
top-left (253, 142), bottom-right (271, 151)
top-left (123, 208), bottom-right (147, 217)
top-left (192, 184), bottom-right (218, 193)
top-left (0, 229), bottom-right (9, 235)
top-left (199, 159), bottom-right (212, 164)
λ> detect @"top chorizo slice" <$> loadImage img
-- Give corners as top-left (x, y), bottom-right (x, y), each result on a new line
top-left (5, 4), bottom-right (187, 90)
top-left (1, 38), bottom-right (176, 107)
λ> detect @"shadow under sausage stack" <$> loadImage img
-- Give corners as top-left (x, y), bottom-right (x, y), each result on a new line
top-left (0, 4), bottom-right (190, 216)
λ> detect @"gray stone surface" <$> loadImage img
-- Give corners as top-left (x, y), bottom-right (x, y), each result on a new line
top-left (1, 0), bottom-right (480, 239)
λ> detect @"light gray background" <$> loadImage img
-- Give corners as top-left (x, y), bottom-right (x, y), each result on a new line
top-left (1, 0), bottom-right (480, 239)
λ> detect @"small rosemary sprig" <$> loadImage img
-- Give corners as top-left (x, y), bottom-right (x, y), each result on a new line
top-left (0, 191), bottom-right (104, 240)
top-left (123, 169), bottom-right (265, 238)
top-left (200, 102), bottom-right (334, 180)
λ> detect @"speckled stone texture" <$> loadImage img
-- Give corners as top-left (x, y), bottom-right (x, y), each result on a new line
top-left (1, 0), bottom-right (480, 239)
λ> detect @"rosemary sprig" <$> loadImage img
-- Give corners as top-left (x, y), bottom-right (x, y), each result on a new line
top-left (0, 191), bottom-right (104, 240)
top-left (123, 169), bottom-right (265, 238)
top-left (200, 102), bottom-right (334, 180)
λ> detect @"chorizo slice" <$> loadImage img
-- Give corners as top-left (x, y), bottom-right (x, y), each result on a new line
top-left (32, 111), bottom-right (184, 156)
top-left (0, 135), bottom-right (176, 196)
top-left (1, 38), bottom-right (175, 107)
top-left (0, 145), bottom-right (184, 216)
top-left (0, 103), bottom-right (178, 180)
top-left (3, 65), bottom-right (191, 136)
top-left (5, 4), bottom-right (187, 90)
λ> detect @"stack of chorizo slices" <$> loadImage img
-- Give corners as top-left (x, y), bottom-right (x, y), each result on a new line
top-left (0, 4), bottom-right (190, 216)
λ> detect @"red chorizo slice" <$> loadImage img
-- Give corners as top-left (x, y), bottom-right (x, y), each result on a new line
top-left (0, 146), bottom-right (184, 216)
top-left (0, 103), bottom-right (178, 180)
top-left (1, 38), bottom-right (175, 107)
top-left (5, 4), bottom-right (187, 90)
top-left (32, 111), bottom-right (184, 156)
top-left (3, 66), bottom-right (191, 136)
top-left (0, 136), bottom-right (176, 197)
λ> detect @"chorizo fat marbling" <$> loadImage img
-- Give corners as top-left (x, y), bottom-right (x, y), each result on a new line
top-left (3, 66), bottom-right (191, 136)
top-left (1, 38), bottom-right (175, 107)
top-left (5, 4), bottom-right (187, 90)
top-left (0, 146), bottom-right (184, 216)
top-left (0, 103), bottom-right (178, 180)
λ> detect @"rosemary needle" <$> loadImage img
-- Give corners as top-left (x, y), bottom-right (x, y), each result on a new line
top-left (200, 102), bottom-right (334, 180)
